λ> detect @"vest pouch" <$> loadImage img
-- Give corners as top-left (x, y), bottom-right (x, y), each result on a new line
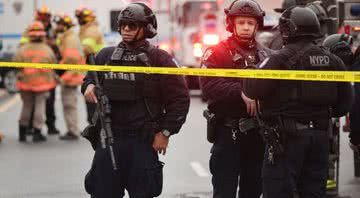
top-left (299, 81), bottom-right (338, 106)
top-left (103, 79), bottom-right (139, 101)
top-left (143, 76), bottom-right (161, 99)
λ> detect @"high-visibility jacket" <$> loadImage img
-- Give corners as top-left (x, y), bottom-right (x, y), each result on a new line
top-left (57, 29), bottom-right (85, 86)
top-left (79, 22), bottom-right (104, 56)
top-left (13, 42), bottom-right (57, 92)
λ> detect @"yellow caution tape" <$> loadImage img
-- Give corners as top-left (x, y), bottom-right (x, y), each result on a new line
top-left (1, 61), bottom-right (360, 82)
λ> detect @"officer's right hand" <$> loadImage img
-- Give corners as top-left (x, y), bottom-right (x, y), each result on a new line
top-left (241, 92), bottom-right (257, 116)
top-left (84, 84), bottom-right (98, 103)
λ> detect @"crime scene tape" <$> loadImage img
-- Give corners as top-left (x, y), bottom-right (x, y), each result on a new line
top-left (1, 61), bottom-right (360, 83)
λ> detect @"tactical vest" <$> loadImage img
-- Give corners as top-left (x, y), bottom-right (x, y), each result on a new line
top-left (102, 44), bottom-right (163, 118)
top-left (288, 44), bottom-right (338, 106)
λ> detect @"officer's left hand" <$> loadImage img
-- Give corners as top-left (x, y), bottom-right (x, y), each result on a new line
top-left (152, 132), bottom-right (169, 155)
top-left (241, 92), bottom-right (257, 116)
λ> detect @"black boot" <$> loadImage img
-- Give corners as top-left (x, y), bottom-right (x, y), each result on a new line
top-left (19, 125), bottom-right (27, 142)
top-left (33, 128), bottom-right (46, 142)
top-left (47, 126), bottom-right (60, 135)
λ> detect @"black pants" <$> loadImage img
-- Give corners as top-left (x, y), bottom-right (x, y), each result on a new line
top-left (45, 88), bottom-right (56, 128)
top-left (210, 125), bottom-right (264, 198)
top-left (85, 135), bottom-right (163, 198)
top-left (262, 128), bottom-right (328, 198)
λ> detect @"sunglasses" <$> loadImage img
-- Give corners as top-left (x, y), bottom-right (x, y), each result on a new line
top-left (120, 22), bottom-right (140, 31)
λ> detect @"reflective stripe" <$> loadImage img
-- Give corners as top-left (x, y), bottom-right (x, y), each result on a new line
top-left (81, 37), bottom-right (97, 51)
top-left (82, 37), bottom-right (103, 53)
top-left (19, 36), bottom-right (30, 44)
top-left (17, 68), bottom-right (56, 92)
top-left (95, 43), bottom-right (104, 53)
top-left (63, 48), bottom-right (83, 61)
top-left (326, 180), bottom-right (336, 189)
top-left (60, 71), bottom-right (85, 86)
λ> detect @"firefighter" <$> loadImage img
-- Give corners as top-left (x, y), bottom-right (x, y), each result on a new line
top-left (75, 6), bottom-right (104, 124)
top-left (20, 6), bottom-right (62, 135)
top-left (75, 6), bottom-right (104, 56)
top-left (54, 13), bottom-right (85, 140)
top-left (13, 21), bottom-right (57, 142)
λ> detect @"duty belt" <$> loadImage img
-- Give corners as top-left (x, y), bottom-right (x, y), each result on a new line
top-left (294, 119), bottom-right (329, 131)
top-left (222, 117), bottom-right (259, 133)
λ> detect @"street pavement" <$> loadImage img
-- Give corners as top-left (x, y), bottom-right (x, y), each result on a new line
top-left (0, 88), bottom-right (359, 198)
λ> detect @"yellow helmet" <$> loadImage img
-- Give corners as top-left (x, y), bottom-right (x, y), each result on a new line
top-left (54, 12), bottom-right (75, 28)
top-left (75, 6), bottom-right (95, 25)
top-left (35, 6), bottom-right (51, 24)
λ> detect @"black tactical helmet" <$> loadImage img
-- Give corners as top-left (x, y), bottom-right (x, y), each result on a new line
top-left (279, 6), bottom-right (321, 42)
top-left (224, 0), bottom-right (265, 32)
top-left (306, 1), bottom-right (330, 23)
top-left (323, 34), bottom-right (354, 66)
top-left (323, 33), bottom-right (353, 48)
top-left (274, 0), bottom-right (297, 13)
top-left (117, 3), bottom-right (157, 38)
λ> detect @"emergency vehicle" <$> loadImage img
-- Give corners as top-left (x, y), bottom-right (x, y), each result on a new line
top-left (338, 0), bottom-right (360, 47)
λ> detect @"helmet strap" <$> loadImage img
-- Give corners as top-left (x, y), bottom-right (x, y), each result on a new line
top-left (123, 28), bottom-right (145, 47)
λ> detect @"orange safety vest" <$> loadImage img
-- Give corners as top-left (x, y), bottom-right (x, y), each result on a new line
top-left (13, 42), bottom-right (57, 92)
top-left (57, 29), bottom-right (85, 86)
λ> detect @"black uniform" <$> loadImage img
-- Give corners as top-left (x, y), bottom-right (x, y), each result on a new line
top-left (350, 48), bottom-right (360, 147)
top-left (82, 40), bottom-right (190, 198)
top-left (244, 39), bottom-right (353, 197)
top-left (200, 35), bottom-right (271, 198)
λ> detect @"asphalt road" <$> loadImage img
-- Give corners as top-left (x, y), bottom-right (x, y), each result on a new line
top-left (0, 89), bottom-right (359, 198)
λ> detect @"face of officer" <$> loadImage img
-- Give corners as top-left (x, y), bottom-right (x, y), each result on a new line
top-left (120, 22), bottom-right (145, 43)
top-left (233, 16), bottom-right (258, 43)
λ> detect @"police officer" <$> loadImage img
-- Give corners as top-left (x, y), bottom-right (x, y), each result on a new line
top-left (199, 0), bottom-right (270, 197)
top-left (322, 33), bottom-right (355, 196)
top-left (323, 34), bottom-right (360, 169)
top-left (350, 47), bottom-right (360, 155)
top-left (243, 7), bottom-right (353, 198)
top-left (270, 1), bottom-right (330, 50)
top-left (82, 3), bottom-right (190, 198)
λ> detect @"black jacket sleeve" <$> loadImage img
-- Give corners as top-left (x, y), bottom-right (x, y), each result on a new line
top-left (81, 47), bottom-right (115, 94)
top-left (157, 50), bottom-right (190, 135)
top-left (199, 46), bottom-right (244, 102)
top-left (332, 55), bottom-right (354, 118)
top-left (350, 60), bottom-right (360, 145)
top-left (243, 54), bottom-right (283, 100)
